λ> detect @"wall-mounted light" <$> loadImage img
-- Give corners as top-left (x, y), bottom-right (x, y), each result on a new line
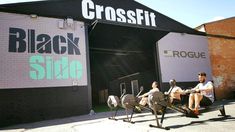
top-left (58, 17), bottom-right (75, 29)
top-left (58, 20), bottom-right (65, 29)
top-left (66, 17), bottom-right (74, 27)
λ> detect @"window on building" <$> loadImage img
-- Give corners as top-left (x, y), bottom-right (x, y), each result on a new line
top-left (120, 82), bottom-right (126, 95)
top-left (131, 80), bottom-right (139, 96)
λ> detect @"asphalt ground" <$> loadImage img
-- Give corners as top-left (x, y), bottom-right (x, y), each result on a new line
top-left (1, 99), bottom-right (235, 132)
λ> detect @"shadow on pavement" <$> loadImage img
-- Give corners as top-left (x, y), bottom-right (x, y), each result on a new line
top-left (1, 100), bottom-right (235, 131)
top-left (1, 109), bottom-right (153, 131)
top-left (168, 115), bottom-right (235, 129)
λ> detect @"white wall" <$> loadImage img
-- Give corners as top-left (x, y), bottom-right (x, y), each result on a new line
top-left (157, 32), bottom-right (212, 82)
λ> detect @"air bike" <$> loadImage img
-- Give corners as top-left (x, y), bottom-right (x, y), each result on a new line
top-left (107, 88), bottom-right (127, 121)
top-left (148, 89), bottom-right (227, 130)
top-left (107, 87), bottom-right (153, 123)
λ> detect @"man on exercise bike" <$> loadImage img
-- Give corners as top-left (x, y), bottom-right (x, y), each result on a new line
top-left (135, 81), bottom-right (159, 112)
top-left (165, 79), bottom-right (186, 105)
top-left (187, 72), bottom-right (214, 115)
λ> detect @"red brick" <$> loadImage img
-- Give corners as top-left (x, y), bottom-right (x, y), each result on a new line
top-left (204, 18), bottom-right (235, 99)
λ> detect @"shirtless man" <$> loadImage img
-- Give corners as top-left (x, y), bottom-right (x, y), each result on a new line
top-left (165, 79), bottom-right (185, 105)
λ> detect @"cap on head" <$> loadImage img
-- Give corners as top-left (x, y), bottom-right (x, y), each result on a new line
top-left (198, 72), bottom-right (206, 77)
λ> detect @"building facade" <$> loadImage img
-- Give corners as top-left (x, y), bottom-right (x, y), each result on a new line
top-left (197, 17), bottom-right (235, 100)
top-left (0, 0), bottom-right (211, 126)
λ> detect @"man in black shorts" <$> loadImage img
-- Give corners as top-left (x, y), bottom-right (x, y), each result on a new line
top-left (165, 79), bottom-right (185, 105)
top-left (188, 72), bottom-right (214, 115)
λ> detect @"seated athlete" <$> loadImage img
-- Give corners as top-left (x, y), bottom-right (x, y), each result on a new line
top-left (165, 79), bottom-right (185, 105)
top-left (187, 72), bottom-right (214, 115)
top-left (134, 81), bottom-right (159, 112)
top-left (138, 81), bottom-right (160, 106)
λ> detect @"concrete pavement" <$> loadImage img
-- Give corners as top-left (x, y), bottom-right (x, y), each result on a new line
top-left (1, 100), bottom-right (235, 132)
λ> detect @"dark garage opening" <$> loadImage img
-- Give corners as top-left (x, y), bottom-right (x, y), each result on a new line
top-left (88, 22), bottom-right (168, 105)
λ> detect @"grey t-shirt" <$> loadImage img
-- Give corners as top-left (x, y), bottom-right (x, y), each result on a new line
top-left (146, 88), bottom-right (159, 95)
top-left (195, 81), bottom-right (214, 102)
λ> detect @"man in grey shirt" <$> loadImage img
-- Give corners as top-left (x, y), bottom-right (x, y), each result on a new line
top-left (188, 72), bottom-right (214, 115)
top-left (138, 81), bottom-right (159, 106)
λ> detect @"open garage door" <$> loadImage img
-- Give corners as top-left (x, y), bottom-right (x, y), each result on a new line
top-left (89, 22), bottom-right (168, 104)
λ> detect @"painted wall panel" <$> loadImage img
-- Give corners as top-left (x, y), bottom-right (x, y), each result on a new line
top-left (0, 12), bottom-right (88, 88)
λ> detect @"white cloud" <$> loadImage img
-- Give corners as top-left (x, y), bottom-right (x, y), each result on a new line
top-left (208, 16), bottom-right (225, 23)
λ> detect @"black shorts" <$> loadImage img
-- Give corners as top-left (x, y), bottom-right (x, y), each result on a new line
top-left (200, 96), bottom-right (213, 106)
top-left (172, 99), bottom-right (181, 105)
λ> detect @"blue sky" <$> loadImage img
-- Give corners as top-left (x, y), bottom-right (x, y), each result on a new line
top-left (135, 0), bottom-right (235, 27)
top-left (1, 0), bottom-right (234, 28)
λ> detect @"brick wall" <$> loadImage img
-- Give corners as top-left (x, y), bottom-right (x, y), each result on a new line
top-left (204, 18), bottom-right (235, 100)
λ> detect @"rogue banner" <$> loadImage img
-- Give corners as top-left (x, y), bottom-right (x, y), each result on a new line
top-left (157, 32), bottom-right (212, 82)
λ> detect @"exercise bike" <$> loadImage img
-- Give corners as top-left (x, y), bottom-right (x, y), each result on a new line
top-left (107, 88), bottom-right (126, 120)
top-left (148, 82), bottom-right (227, 130)
top-left (107, 86), bottom-right (145, 123)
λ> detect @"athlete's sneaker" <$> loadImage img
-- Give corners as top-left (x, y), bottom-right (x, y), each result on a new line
top-left (193, 109), bottom-right (200, 115)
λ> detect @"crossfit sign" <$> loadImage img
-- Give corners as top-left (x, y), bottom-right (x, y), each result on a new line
top-left (81, 0), bottom-right (157, 27)
top-left (0, 12), bottom-right (88, 89)
top-left (157, 33), bottom-right (212, 82)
